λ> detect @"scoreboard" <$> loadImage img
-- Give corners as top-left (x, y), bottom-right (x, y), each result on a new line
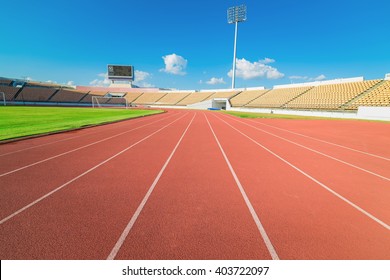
top-left (107, 65), bottom-right (134, 80)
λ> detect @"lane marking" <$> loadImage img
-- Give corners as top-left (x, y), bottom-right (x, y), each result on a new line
top-left (0, 113), bottom-right (177, 178)
top-left (204, 113), bottom-right (279, 260)
top-left (216, 114), bottom-right (390, 231)
top-left (227, 114), bottom-right (390, 161)
top-left (0, 112), bottom-right (172, 157)
top-left (219, 114), bottom-right (389, 181)
top-left (0, 113), bottom-right (189, 226)
top-left (107, 113), bottom-right (196, 260)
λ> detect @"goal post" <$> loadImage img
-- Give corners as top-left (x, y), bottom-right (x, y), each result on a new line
top-left (92, 96), bottom-right (129, 108)
top-left (0, 92), bottom-right (6, 106)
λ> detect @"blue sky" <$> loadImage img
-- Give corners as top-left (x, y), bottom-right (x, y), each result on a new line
top-left (1, 0), bottom-right (389, 90)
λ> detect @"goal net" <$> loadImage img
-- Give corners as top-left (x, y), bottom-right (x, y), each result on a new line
top-left (0, 92), bottom-right (6, 106)
top-left (92, 96), bottom-right (129, 108)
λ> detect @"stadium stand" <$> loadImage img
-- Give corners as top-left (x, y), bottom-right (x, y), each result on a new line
top-left (0, 85), bottom-right (20, 101)
top-left (230, 89), bottom-right (270, 107)
top-left (79, 91), bottom-right (106, 103)
top-left (15, 87), bottom-right (58, 102)
top-left (285, 80), bottom-right (381, 110)
top-left (106, 97), bottom-right (128, 105)
top-left (246, 86), bottom-right (313, 108)
top-left (154, 91), bottom-right (192, 106)
top-left (89, 91), bottom-right (109, 96)
top-left (26, 81), bottom-right (65, 88)
top-left (80, 92), bottom-right (106, 103)
top-left (176, 91), bottom-right (215, 106)
top-left (132, 92), bottom-right (167, 105)
top-left (2, 74), bottom-right (389, 115)
top-left (49, 89), bottom-right (88, 103)
top-left (0, 78), bottom-right (13, 86)
top-left (346, 80), bottom-right (390, 109)
top-left (208, 90), bottom-right (241, 99)
top-left (124, 92), bottom-right (144, 103)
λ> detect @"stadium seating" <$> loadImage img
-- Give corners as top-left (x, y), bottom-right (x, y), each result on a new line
top-left (2, 75), bottom-right (389, 112)
top-left (79, 91), bottom-right (106, 103)
top-left (0, 78), bottom-right (12, 86)
top-left (246, 86), bottom-right (313, 108)
top-left (176, 92), bottom-right (215, 106)
top-left (154, 92), bottom-right (192, 105)
top-left (346, 80), bottom-right (390, 109)
top-left (132, 92), bottom-right (167, 105)
top-left (0, 85), bottom-right (20, 101)
top-left (15, 87), bottom-right (57, 102)
top-left (230, 89), bottom-right (270, 107)
top-left (124, 92), bottom-right (144, 103)
top-left (208, 90), bottom-right (241, 99)
top-left (286, 80), bottom-right (380, 110)
top-left (106, 97), bottom-right (128, 105)
top-left (50, 89), bottom-right (88, 103)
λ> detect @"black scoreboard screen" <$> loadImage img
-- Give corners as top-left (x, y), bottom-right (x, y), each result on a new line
top-left (107, 65), bottom-right (134, 79)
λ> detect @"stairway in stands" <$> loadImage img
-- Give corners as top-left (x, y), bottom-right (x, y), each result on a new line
top-left (282, 87), bottom-right (314, 108)
top-left (340, 80), bottom-right (385, 110)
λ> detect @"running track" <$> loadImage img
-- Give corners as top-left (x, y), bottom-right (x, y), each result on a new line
top-left (0, 110), bottom-right (389, 259)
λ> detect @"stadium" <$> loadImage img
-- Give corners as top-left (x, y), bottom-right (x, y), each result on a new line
top-left (0, 1), bottom-right (389, 274)
top-left (1, 72), bottom-right (390, 119)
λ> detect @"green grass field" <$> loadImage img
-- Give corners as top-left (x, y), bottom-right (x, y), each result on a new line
top-left (0, 106), bottom-right (164, 141)
top-left (222, 111), bottom-right (389, 122)
top-left (222, 111), bottom-right (331, 120)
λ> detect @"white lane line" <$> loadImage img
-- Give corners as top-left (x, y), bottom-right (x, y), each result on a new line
top-left (0, 113), bottom-right (177, 178)
top-left (0, 113), bottom-right (188, 226)
top-left (231, 115), bottom-right (390, 162)
top-left (204, 113), bottom-right (279, 260)
top-left (216, 115), bottom-right (390, 231)
top-left (0, 112), bottom-right (171, 157)
top-left (107, 113), bottom-right (196, 260)
top-left (219, 115), bottom-right (390, 182)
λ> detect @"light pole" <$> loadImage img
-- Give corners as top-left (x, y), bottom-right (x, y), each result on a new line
top-left (227, 4), bottom-right (247, 89)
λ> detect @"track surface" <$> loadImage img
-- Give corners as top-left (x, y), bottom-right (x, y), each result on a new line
top-left (0, 110), bottom-right (389, 259)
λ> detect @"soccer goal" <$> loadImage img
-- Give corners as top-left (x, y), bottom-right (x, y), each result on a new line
top-left (92, 96), bottom-right (129, 109)
top-left (0, 92), bottom-right (6, 106)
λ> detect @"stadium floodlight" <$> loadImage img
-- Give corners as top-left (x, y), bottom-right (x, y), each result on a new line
top-left (227, 4), bottom-right (247, 89)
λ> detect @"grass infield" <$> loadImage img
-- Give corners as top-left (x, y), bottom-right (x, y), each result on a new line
top-left (222, 111), bottom-right (389, 122)
top-left (222, 111), bottom-right (332, 120)
top-left (0, 106), bottom-right (164, 141)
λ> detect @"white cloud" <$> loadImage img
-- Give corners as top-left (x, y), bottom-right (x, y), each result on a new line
top-left (289, 74), bottom-right (326, 81)
top-left (89, 73), bottom-right (110, 87)
top-left (66, 81), bottom-right (75, 86)
top-left (313, 74), bottom-right (326, 81)
top-left (134, 70), bottom-right (154, 87)
top-left (160, 53), bottom-right (187, 75)
top-left (289, 75), bottom-right (309, 80)
top-left (206, 77), bottom-right (226, 85)
top-left (259, 57), bottom-right (275, 64)
top-left (139, 82), bottom-right (155, 88)
top-left (228, 58), bottom-right (284, 80)
top-left (134, 70), bottom-right (150, 83)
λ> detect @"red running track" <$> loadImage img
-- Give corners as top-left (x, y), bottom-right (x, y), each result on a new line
top-left (0, 109), bottom-right (389, 259)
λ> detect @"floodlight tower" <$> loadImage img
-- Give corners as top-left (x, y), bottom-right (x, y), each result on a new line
top-left (227, 4), bottom-right (247, 89)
